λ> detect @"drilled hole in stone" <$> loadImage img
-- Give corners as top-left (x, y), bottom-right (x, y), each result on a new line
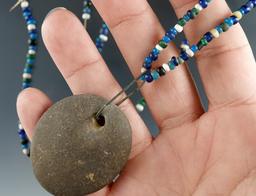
top-left (95, 114), bottom-right (105, 127)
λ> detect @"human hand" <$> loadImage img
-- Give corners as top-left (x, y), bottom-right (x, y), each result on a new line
top-left (17, 0), bottom-right (256, 195)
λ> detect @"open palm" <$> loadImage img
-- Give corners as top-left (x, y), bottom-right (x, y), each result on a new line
top-left (17, 0), bottom-right (256, 195)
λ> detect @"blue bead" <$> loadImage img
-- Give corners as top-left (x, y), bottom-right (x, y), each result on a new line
top-left (152, 48), bottom-right (160, 55)
top-left (27, 19), bottom-right (36, 25)
top-left (191, 45), bottom-right (198, 53)
top-left (21, 143), bottom-right (29, 149)
top-left (162, 36), bottom-right (171, 44)
top-left (216, 26), bottom-right (223, 34)
top-left (182, 39), bottom-right (190, 46)
top-left (144, 72), bottom-right (154, 83)
top-left (19, 131), bottom-right (27, 140)
top-left (224, 18), bottom-right (234, 26)
top-left (22, 7), bottom-right (31, 13)
top-left (204, 32), bottom-right (213, 42)
top-left (230, 16), bottom-right (239, 25)
top-left (29, 33), bottom-right (38, 39)
top-left (246, 1), bottom-right (254, 9)
top-left (151, 70), bottom-right (160, 80)
top-left (29, 45), bottom-right (37, 51)
top-left (100, 27), bottom-right (109, 35)
top-left (83, 7), bottom-right (92, 14)
top-left (149, 52), bottom-right (158, 61)
top-left (199, 0), bottom-right (208, 8)
top-left (102, 23), bottom-right (108, 28)
top-left (22, 82), bottom-right (31, 89)
top-left (183, 14), bottom-right (190, 22)
top-left (168, 62), bottom-right (175, 70)
top-left (171, 56), bottom-right (179, 66)
top-left (240, 5), bottom-right (251, 15)
top-left (187, 10), bottom-right (194, 19)
top-left (24, 67), bottom-right (33, 74)
top-left (22, 8), bottom-right (32, 18)
top-left (252, 0), bottom-right (256, 7)
top-left (26, 58), bottom-right (35, 64)
top-left (180, 51), bottom-right (189, 61)
top-left (143, 57), bottom-right (152, 69)
top-left (140, 74), bottom-right (146, 81)
top-left (166, 28), bottom-right (177, 40)
top-left (18, 129), bottom-right (25, 134)
top-left (25, 15), bottom-right (33, 22)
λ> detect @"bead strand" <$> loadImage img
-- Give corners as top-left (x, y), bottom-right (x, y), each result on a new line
top-left (136, 0), bottom-right (212, 112)
top-left (18, 0), bottom-right (37, 156)
top-left (142, 0), bottom-right (256, 83)
top-left (82, 0), bottom-right (93, 21)
top-left (82, 0), bottom-right (109, 53)
top-left (142, 0), bottom-right (212, 72)
top-left (96, 23), bottom-right (109, 53)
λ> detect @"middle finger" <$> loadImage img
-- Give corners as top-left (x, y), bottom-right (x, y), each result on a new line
top-left (92, 0), bottom-right (204, 130)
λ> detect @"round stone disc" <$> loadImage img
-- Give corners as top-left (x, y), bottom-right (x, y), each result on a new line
top-left (31, 94), bottom-right (132, 196)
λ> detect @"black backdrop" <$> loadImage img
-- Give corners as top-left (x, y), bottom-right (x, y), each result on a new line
top-left (0, 1), bottom-right (255, 195)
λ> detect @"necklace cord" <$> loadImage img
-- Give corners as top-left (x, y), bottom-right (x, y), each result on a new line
top-left (95, 73), bottom-right (145, 119)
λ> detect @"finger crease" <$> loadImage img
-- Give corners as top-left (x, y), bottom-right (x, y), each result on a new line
top-left (172, 0), bottom-right (198, 12)
top-left (65, 57), bottom-right (103, 80)
top-left (108, 6), bottom-right (149, 30)
top-left (196, 42), bottom-right (250, 60)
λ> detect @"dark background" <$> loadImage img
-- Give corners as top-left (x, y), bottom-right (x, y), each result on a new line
top-left (0, 0), bottom-right (255, 195)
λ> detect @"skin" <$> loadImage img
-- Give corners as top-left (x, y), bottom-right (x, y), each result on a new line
top-left (16, 0), bottom-right (256, 195)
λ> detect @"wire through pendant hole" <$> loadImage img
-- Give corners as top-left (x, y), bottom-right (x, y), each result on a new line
top-left (95, 114), bottom-right (105, 127)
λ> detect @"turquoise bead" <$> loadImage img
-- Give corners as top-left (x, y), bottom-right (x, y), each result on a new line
top-left (168, 62), bottom-right (175, 70)
top-left (151, 70), bottom-right (160, 80)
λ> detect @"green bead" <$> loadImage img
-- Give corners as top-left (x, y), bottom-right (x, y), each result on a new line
top-left (191, 8), bottom-right (199, 17)
top-left (200, 38), bottom-right (208, 46)
top-left (178, 18), bottom-right (186, 27)
top-left (139, 99), bottom-right (146, 107)
top-left (168, 62), bottom-right (175, 70)
top-left (220, 22), bottom-right (229, 32)
top-left (26, 54), bottom-right (36, 59)
top-left (25, 63), bottom-right (34, 68)
top-left (197, 38), bottom-right (208, 50)
top-left (23, 78), bottom-right (32, 83)
top-left (159, 40), bottom-right (167, 49)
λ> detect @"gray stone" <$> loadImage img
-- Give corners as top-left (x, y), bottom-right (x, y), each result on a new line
top-left (31, 94), bottom-right (132, 196)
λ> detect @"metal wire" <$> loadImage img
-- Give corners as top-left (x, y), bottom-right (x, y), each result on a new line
top-left (10, 0), bottom-right (23, 12)
top-left (95, 73), bottom-right (145, 118)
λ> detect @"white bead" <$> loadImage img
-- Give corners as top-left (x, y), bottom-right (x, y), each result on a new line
top-left (177, 57), bottom-right (184, 64)
top-left (233, 11), bottom-right (242, 20)
top-left (136, 104), bottom-right (144, 112)
top-left (181, 44), bottom-right (190, 51)
top-left (174, 24), bottom-right (183, 33)
top-left (18, 123), bottom-right (23, 130)
top-left (23, 73), bottom-right (32, 79)
top-left (22, 148), bottom-right (30, 156)
top-left (21, 1), bottom-right (29, 9)
top-left (28, 50), bottom-right (36, 55)
top-left (162, 63), bottom-right (170, 72)
top-left (195, 4), bottom-right (203, 11)
top-left (155, 44), bottom-right (163, 51)
top-left (99, 34), bottom-right (108, 42)
top-left (82, 13), bottom-right (91, 20)
top-left (210, 29), bottom-right (220, 38)
top-left (27, 24), bottom-right (36, 31)
top-left (185, 49), bottom-right (194, 57)
top-left (141, 67), bottom-right (147, 74)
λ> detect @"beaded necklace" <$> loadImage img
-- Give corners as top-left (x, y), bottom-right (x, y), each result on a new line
top-left (14, 0), bottom-right (256, 195)
top-left (135, 0), bottom-right (256, 112)
top-left (98, 0), bottom-right (256, 117)
top-left (15, 0), bottom-right (109, 157)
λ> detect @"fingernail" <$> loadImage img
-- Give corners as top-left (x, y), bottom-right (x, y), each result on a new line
top-left (45, 7), bottom-right (67, 19)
